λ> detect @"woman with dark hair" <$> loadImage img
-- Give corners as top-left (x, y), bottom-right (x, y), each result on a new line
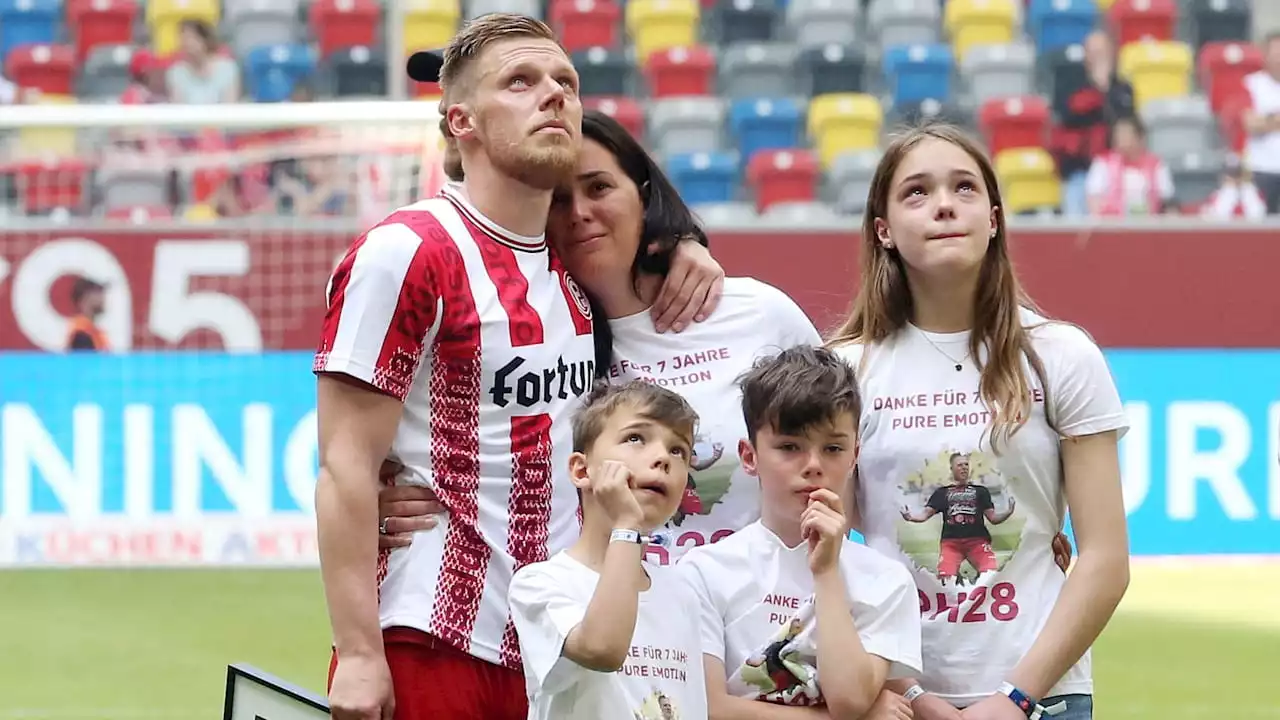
top-left (166, 19), bottom-right (239, 104)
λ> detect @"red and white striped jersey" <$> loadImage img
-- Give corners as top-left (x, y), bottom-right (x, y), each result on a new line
top-left (314, 182), bottom-right (597, 670)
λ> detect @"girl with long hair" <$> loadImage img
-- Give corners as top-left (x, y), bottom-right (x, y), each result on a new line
top-left (829, 123), bottom-right (1130, 720)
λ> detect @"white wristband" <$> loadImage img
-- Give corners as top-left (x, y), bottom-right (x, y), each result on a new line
top-left (903, 684), bottom-right (926, 702)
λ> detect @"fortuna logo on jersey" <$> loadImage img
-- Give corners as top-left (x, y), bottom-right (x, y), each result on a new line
top-left (489, 355), bottom-right (596, 408)
top-left (564, 275), bottom-right (592, 320)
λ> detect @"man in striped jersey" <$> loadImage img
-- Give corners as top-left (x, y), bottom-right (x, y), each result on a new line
top-left (314, 14), bottom-right (723, 720)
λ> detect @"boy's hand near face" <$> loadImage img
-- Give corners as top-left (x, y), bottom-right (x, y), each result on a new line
top-left (802, 489), bottom-right (846, 576)
top-left (592, 460), bottom-right (645, 530)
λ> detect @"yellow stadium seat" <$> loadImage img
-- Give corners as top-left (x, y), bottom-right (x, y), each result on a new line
top-left (404, 0), bottom-right (461, 54)
top-left (146, 0), bottom-right (220, 56)
top-left (16, 95), bottom-right (78, 158)
top-left (944, 0), bottom-right (1018, 62)
top-left (626, 0), bottom-right (699, 62)
top-left (994, 148), bottom-right (1061, 214)
top-left (183, 203), bottom-right (219, 221)
top-left (1119, 40), bottom-right (1193, 109)
top-left (807, 93), bottom-right (883, 169)
top-left (1095, 0), bottom-right (1115, 9)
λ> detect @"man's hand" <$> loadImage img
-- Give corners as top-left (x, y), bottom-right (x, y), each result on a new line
top-left (802, 489), bottom-right (846, 575)
top-left (911, 693), bottom-right (963, 720)
top-left (328, 654), bottom-right (395, 720)
top-left (377, 464), bottom-right (446, 549)
top-left (860, 689), bottom-right (914, 719)
top-left (1052, 532), bottom-right (1074, 573)
top-left (591, 460), bottom-right (645, 529)
top-left (958, 693), bottom-right (1026, 720)
top-left (650, 238), bottom-right (724, 332)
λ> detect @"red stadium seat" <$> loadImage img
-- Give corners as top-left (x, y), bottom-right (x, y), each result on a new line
top-left (5, 43), bottom-right (76, 96)
top-left (979, 95), bottom-right (1049, 156)
top-left (310, 0), bottom-right (381, 57)
top-left (68, 0), bottom-right (138, 61)
top-left (584, 96), bottom-right (646, 140)
top-left (746, 149), bottom-right (819, 212)
top-left (644, 45), bottom-right (714, 97)
top-left (1198, 41), bottom-right (1264, 114)
top-left (1109, 0), bottom-right (1176, 46)
top-left (11, 157), bottom-right (91, 214)
top-left (550, 0), bottom-right (621, 52)
top-left (106, 205), bottom-right (174, 223)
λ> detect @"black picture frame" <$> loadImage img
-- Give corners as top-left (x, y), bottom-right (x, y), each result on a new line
top-left (222, 663), bottom-right (330, 720)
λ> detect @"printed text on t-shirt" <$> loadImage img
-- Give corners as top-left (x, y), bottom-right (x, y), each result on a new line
top-left (871, 389), bottom-right (1044, 431)
top-left (763, 593), bottom-right (802, 625)
top-left (621, 644), bottom-right (691, 682)
top-left (610, 348), bottom-right (732, 389)
top-left (918, 582), bottom-right (1020, 623)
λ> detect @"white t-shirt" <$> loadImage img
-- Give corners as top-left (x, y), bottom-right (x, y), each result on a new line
top-left (834, 309), bottom-right (1128, 706)
top-left (606, 277), bottom-right (822, 565)
top-left (1245, 69), bottom-right (1280, 174)
top-left (1083, 156), bottom-right (1174, 214)
top-left (509, 552), bottom-right (709, 720)
top-left (678, 521), bottom-right (923, 706)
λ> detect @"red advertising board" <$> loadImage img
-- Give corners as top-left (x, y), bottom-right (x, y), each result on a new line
top-left (0, 224), bottom-right (1276, 351)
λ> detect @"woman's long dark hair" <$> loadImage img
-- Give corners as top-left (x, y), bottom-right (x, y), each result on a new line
top-left (577, 110), bottom-right (709, 377)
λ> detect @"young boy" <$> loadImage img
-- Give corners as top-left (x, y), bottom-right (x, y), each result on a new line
top-left (678, 346), bottom-right (923, 720)
top-left (509, 380), bottom-right (709, 720)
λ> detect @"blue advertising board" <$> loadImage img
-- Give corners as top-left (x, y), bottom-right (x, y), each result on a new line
top-left (0, 351), bottom-right (1276, 562)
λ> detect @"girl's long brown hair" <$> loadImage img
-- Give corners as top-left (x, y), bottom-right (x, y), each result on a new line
top-left (826, 124), bottom-right (1055, 452)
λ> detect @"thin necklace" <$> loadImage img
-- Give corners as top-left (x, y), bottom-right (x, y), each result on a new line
top-left (916, 327), bottom-right (970, 372)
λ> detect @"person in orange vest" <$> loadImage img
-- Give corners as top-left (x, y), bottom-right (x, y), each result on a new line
top-left (66, 277), bottom-right (108, 352)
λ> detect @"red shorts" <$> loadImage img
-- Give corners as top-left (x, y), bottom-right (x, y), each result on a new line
top-left (937, 537), bottom-right (997, 577)
top-left (328, 627), bottom-right (527, 720)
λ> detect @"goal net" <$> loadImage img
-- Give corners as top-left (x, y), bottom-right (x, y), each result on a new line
top-left (0, 100), bottom-right (444, 568)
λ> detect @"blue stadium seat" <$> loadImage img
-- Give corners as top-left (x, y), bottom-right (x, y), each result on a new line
top-left (665, 151), bottom-right (741, 205)
top-left (882, 44), bottom-right (953, 105)
top-left (1028, 0), bottom-right (1098, 52)
top-left (0, 0), bottom-right (61, 62)
top-left (245, 44), bottom-right (317, 102)
top-left (729, 97), bottom-right (804, 163)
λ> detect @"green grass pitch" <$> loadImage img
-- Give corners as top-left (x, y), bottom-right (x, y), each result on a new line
top-left (1, 561), bottom-right (1277, 719)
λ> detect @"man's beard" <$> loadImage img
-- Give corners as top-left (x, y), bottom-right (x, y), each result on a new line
top-left (481, 115), bottom-right (576, 190)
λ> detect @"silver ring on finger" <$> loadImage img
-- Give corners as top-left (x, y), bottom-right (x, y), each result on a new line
top-left (379, 517), bottom-right (390, 535)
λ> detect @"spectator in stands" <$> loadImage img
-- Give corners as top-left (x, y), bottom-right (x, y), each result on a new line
top-left (166, 20), bottom-right (240, 104)
top-left (121, 49), bottom-right (168, 104)
top-left (1054, 30), bottom-right (1136, 216)
top-left (1243, 32), bottom-right (1280, 214)
top-left (1202, 152), bottom-right (1267, 220)
top-left (267, 152), bottom-right (354, 217)
top-left (1085, 116), bottom-right (1175, 217)
top-left (65, 277), bottom-right (109, 352)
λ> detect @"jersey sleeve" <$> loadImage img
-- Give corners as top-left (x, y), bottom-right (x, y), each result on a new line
top-left (851, 563), bottom-right (924, 680)
top-left (674, 555), bottom-right (727, 661)
top-left (977, 485), bottom-right (995, 512)
top-left (314, 222), bottom-right (444, 402)
top-left (926, 487), bottom-right (948, 514)
top-left (1036, 323), bottom-right (1129, 440)
top-left (508, 562), bottom-right (590, 697)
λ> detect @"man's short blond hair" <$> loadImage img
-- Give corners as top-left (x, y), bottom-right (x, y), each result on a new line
top-left (438, 13), bottom-right (562, 100)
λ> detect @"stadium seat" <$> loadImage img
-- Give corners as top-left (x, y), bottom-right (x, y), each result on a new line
top-left (584, 96), bottom-right (645, 139)
top-left (78, 43), bottom-right (135, 99)
top-left (13, 94), bottom-right (78, 162)
top-left (226, 0), bottom-right (301, 58)
top-left (98, 162), bottom-right (170, 211)
top-left (962, 41), bottom-right (1034, 106)
top-left (979, 95), bottom-right (1049, 156)
top-left (466, 0), bottom-right (541, 20)
top-left (5, 43), bottom-right (75, 96)
top-left (883, 44), bottom-right (954, 105)
top-left (994, 147), bottom-right (1060, 214)
top-left (710, 0), bottom-right (778, 45)
top-left (324, 45), bottom-right (388, 98)
top-left (106, 205), bottom-right (174, 223)
top-left (650, 96), bottom-right (728, 155)
top-left (719, 42), bottom-right (798, 99)
top-left (664, 151), bottom-right (740, 205)
top-left (1108, 0), bottom-right (1176, 45)
top-left (807, 92), bottom-right (882, 168)
top-left (12, 157), bottom-right (91, 215)
top-left (1119, 40), bottom-right (1193, 109)
top-left (644, 45), bottom-right (715, 97)
top-left (310, 0), bottom-right (381, 57)
top-left (729, 97), bottom-right (804, 163)
top-left (692, 201), bottom-right (758, 224)
top-left (1167, 149), bottom-right (1224, 207)
top-left (827, 148), bottom-right (879, 213)
top-left (146, 0), bottom-right (220, 56)
top-left (549, 0), bottom-right (621, 53)
top-left (1142, 95), bottom-right (1214, 160)
top-left (404, 0), bottom-right (461, 55)
top-left (747, 149), bottom-right (819, 211)
top-left (68, 0), bottom-right (138, 62)
top-left (0, 0), bottom-right (60, 62)
top-left (1199, 41), bottom-right (1263, 114)
top-left (244, 44), bottom-right (316, 102)
top-left (183, 202), bottom-right (219, 221)
top-left (800, 43), bottom-right (865, 96)
top-left (573, 46), bottom-right (631, 97)
top-left (1026, 0), bottom-right (1096, 52)
top-left (786, 0), bottom-right (860, 49)
top-left (886, 97), bottom-right (970, 129)
top-left (1189, 0), bottom-right (1251, 49)
top-left (944, 0), bottom-right (1017, 62)
top-left (867, 0), bottom-right (941, 49)
top-left (625, 0), bottom-right (699, 62)
top-left (1045, 43), bottom-right (1089, 120)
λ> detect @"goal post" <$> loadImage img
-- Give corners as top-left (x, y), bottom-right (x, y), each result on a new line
top-left (0, 100), bottom-right (444, 568)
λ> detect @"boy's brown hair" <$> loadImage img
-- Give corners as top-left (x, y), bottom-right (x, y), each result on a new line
top-left (572, 380), bottom-right (698, 454)
top-left (737, 346), bottom-right (862, 442)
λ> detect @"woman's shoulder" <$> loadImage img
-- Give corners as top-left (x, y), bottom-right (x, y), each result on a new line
top-left (1020, 308), bottom-right (1105, 360)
